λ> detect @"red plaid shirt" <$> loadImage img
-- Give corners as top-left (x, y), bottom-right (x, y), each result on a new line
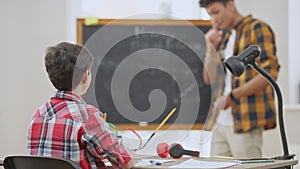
top-left (27, 91), bottom-right (131, 169)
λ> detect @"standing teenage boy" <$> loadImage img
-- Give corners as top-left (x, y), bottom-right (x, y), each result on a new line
top-left (200, 0), bottom-right (280, 158)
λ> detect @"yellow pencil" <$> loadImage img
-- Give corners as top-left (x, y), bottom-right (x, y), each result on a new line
top-left (136, 108), bottom-right (177, 151)
top-left (154, 108), bottom-right (177, 133)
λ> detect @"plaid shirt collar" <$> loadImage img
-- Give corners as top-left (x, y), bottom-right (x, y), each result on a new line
top-left (51, 91), bottom-right (86, 105)
top-left (234, 15), bottom-right (253, 31)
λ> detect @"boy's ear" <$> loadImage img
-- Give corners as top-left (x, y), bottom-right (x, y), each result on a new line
top-left (227, 1), bottom-right (235, 12)
top-left (81, 71), bottom-right (88, 84)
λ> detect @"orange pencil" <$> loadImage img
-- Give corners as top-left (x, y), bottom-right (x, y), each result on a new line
top-left (103, 112), bottom-right (107, 121)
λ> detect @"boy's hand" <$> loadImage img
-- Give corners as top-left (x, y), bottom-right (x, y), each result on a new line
top-left (212, 94), bottom-right (232, 113)
top-left (120, 158), bottom-right (138, 169)
top-left (206, 18), bottom-right (223, 47)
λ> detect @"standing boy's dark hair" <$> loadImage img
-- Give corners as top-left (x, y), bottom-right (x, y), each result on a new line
top-left (45, 42), bottom-right (94, 91)
top-left (199, 0), bottom-right (232, 8)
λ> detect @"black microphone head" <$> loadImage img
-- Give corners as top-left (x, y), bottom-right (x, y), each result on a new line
top-left (224, 57), bottom-right (245, 77)
top-left (224, 45), bottom-right (261, 77)
top-left (169, 143), bottom-right (184, 159)
top-left (238, 45), bottom-right (261, 65)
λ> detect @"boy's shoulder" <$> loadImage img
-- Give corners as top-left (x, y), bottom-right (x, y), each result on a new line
top-left (85, 104), bottom-right (104, 116)
top-left (250, 17), bottom-right (272, 31)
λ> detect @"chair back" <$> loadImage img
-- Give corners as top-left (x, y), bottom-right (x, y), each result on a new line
top-left (3, 156), bottom-right (82, 169)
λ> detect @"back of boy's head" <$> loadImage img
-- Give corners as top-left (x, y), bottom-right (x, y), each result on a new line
top-left (199, 0), bottom-right (232, 8)
top-left (45, 42), bottom-right (94, 91)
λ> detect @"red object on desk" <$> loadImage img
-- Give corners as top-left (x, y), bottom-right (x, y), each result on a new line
top-left (157, 143), bottom-right (169, 158)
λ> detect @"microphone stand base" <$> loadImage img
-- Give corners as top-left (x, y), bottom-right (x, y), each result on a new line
top-left (273, 154), bottom-right (296, 160)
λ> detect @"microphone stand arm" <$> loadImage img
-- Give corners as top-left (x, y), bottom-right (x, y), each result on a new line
top-left (251, 61), bottom-right (295, 160)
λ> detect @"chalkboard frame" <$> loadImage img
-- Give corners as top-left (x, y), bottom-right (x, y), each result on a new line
top-left (76, 18), bottom-right (211, 130)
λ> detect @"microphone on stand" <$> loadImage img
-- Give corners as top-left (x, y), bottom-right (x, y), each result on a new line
top-left (224, 45), bottom-right (295, 160)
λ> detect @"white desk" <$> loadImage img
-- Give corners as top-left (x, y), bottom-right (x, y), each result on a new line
top-left (119, 130), bottom-right (212, 157)
top-left (131, 157), bottom-right (298, 169)
top-left (1, 157), bottom-right (297, 169)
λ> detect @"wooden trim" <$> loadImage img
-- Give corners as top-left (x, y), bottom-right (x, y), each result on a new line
top-left (76, 18), bottom-right (211, 44)
top-left (76, 19), bottom-right (84, 44)
top-left (77, 18), bottom-right (210, 27)
top-left (94, 19), bottom-right (211, 26)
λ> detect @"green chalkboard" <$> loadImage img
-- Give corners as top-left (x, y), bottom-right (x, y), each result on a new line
top-left (77, 19), bottom-right (212, 129)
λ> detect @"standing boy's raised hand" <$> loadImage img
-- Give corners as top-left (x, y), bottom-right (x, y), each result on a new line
top-left (206, 18), bottom-right (223, 47)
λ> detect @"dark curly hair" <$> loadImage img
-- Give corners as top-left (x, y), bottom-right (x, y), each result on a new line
top-left (45, 42), bottom-right (94, 91)
top-left (199, 0), bottom-right (232, 8)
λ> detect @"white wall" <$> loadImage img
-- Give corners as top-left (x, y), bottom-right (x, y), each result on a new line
top-left (0, 0), bottom-right (298, 165)
top-left (80, 0), bottom-right (205, 19)
top-left (0, 0), bottom-right (67, 158)
top-left (288, 0), bottom-right (300, 104)
top-left (0, 0), bottom-right (26, 158)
